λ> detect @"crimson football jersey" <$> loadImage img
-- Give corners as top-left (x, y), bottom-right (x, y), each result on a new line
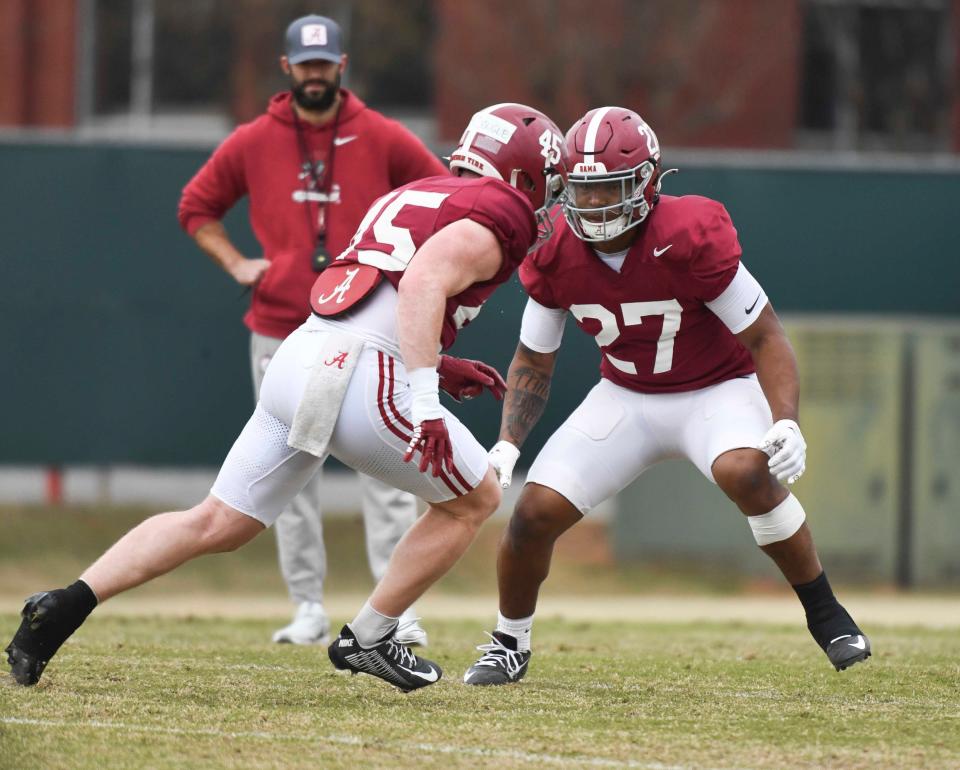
top-left (310, 175), bottom-right (535, 349)
top-left (521, 194), bottom-right (756, 393)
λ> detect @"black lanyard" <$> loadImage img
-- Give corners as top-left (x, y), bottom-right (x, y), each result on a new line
top-left (293, 101), bottom-right (341, 272)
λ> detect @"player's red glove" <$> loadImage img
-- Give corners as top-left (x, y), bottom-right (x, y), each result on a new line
top-left (403, 418), bottom-right (454, 477)
top-left (437, 355), bottom-right (507, 402)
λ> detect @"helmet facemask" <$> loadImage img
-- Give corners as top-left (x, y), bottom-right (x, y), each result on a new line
top-left (529, 170), bottom-right (566, 251)
top-left (563, 160), bottom-right (657, 243)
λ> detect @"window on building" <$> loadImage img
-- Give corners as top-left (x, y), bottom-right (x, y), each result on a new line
top-left (80, 0), bottom-right (434, 142)
top-left (799, 0), bottom-right (952, 152)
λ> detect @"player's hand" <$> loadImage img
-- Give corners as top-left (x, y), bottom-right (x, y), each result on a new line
top-left (488, 440), bottom-right (520, 489)
top-left (404, 418), bottom-right (454, 477)
top-left (232, 258), bottom-right (270, 287)
top-left (757, 419), bottom-right (806, 485)
top-left (437, 355), bottom-right (507, 402)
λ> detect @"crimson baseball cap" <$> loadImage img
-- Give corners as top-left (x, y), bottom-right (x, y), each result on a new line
top-left (284, 15), bottom-right (343, 64)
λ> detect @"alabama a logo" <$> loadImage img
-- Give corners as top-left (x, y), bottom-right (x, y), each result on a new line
top-left (324, 352), bottom-right (349, 369)
top-left (314, 266), bottom-right (359, 305)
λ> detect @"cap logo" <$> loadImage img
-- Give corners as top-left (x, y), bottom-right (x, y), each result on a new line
top-left (301, 24), bottom-right (328, 46)
top-left (466, 113), bottom-right (516, 144)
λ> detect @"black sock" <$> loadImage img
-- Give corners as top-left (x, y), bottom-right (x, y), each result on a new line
top-left (64, 579), bottom-right (99, 617)
top-left (792, 571), bottom-right (860, 650)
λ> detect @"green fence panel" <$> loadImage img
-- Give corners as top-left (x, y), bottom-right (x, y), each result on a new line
top-left (1, 142), bottom-right (958, 467)
top-left (788, 324), bottom-right (903, 580)
top-left (1, 142), bottom-right (257, 464)
top-left (911, 328), bottom-right (960, 584)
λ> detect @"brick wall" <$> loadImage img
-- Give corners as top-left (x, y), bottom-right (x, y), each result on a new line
top-left (0, 0), bottom-right (76, 127)
top-left (434, 0), bottom-right (801, 146)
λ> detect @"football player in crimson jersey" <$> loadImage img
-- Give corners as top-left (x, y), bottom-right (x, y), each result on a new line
top-left (463, 106), bottom-right (870, 686)
top-left (5, 103), bottom-right (568, 693)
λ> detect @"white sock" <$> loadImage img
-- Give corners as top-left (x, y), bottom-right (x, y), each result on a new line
top-left (349, 601), bottom-right (399, 647)
top-left (496, 611), bottom-right (534, 652)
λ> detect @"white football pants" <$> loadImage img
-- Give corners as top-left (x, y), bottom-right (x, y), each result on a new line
top-left (527, 375), bottom-right (774, 515)
top-left (251, 331), bottom-right (419, 606)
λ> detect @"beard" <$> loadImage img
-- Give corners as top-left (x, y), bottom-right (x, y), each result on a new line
top-left (291, 71), bottom-right (341, 112)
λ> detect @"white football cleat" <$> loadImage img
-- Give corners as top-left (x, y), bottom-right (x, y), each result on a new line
top-left (271, 601), bottom-right (331, 645)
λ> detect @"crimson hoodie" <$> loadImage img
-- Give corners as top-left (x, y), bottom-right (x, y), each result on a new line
top-left (178, 90), bottom-right (448, 338)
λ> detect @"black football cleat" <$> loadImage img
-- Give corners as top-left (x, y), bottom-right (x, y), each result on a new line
top-left (6, 591), bottom-right (79, 686)
top-left (328, 624), bottom-right (442, 692)
top-left (462, 631), bottom-right (531, 686)
top-left (825, 633), bottom-right (871, 672)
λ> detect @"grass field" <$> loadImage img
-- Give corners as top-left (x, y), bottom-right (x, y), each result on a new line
top-left (1, 504), bottom-right (959, 768)
top-left (2, 616), bottom-right (959, 769)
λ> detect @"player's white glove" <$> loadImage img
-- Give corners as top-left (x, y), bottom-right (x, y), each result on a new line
top-left (488, 440), bottom-right (520, 489)
top-left (757, 419), bottom-right (806, 485)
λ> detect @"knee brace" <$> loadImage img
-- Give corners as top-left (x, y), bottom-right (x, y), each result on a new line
top-left (747, 493), bottom-right (806, 545)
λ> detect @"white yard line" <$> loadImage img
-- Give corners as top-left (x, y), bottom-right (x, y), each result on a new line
top-left (0, 716), bottom-right (730, 770)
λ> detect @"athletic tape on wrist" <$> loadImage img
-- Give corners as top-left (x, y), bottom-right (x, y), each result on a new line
top-left (408, 366), bottom-right (443, 423)
top-left (491, 440), bottom-right (520, 460)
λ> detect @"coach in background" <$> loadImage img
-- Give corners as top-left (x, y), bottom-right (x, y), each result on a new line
top-left (178, 14), bottom-right (445, 647)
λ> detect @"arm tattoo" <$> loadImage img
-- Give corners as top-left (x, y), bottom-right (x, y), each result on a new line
top-left (502, 365), bottom-right (552, 446)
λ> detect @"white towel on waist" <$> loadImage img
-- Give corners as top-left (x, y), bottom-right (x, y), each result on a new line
top-left (287, 330), bottom-right (365, 457)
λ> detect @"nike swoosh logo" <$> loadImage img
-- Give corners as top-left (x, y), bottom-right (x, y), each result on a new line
top-left (333, 135), bottom-right (357, 146)
top-left (652, 244), bottom-right (672, 257)
top-left (744, 293), bottom-right (761, 314)
top-left (847, 636), bottom-right (867, 650)
top-left (399, 664), bottom-right (439, 682)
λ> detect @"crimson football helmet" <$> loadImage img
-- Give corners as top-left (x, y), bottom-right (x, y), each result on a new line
top-left (449, 102), bottom-right (568, 245)
top-left (562, 106), bottom-right (673, 242)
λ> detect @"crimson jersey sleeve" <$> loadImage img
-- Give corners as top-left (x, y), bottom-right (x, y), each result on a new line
top-left (517, 205), bottom-right (565, 308)
top-left (457, 182), bottom-right (538, 275)
top-left (658, 198), bottom-right (742, 302)
top-left (177, 127), bottom-right (249, 235)
top-left (431, 179), bottom-right (537, 348)
top-left (518, 254), bottom-right (561, 309)
top-left (425, 179), bottom-right (537, 348)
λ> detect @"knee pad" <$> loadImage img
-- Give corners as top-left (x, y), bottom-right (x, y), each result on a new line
top-left (747, 493), bottom-right (806, 545)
